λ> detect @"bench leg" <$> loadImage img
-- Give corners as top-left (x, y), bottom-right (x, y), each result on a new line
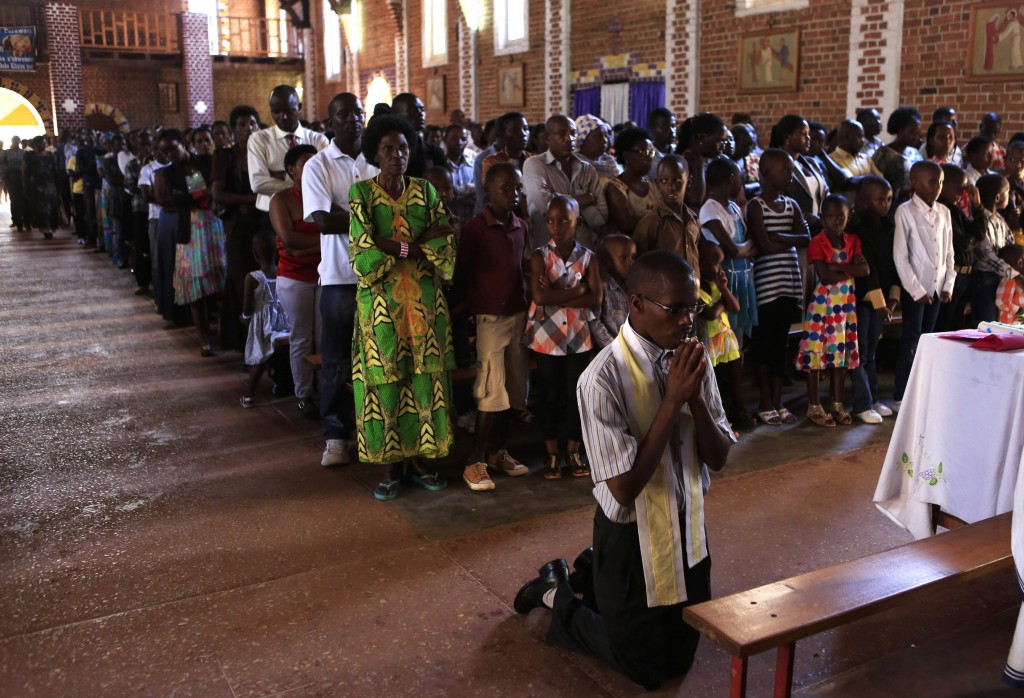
top-left (773, 642), bottom-right (795, 698)
top-left (730, 656), bottom-right (748, 698)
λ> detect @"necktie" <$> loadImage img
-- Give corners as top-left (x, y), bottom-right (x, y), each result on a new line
top-left (286, 134), bottom-right (297, 148)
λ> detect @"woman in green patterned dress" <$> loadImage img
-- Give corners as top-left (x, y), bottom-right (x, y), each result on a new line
top-left (349, 115), bottom-right (457, 500)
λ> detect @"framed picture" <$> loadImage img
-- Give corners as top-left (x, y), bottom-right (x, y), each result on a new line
top-left (158, 82), bottom-right (178, 113)
top-left (737, 29), bottom-right (799, 94)
top-left (498, 63), bottom-right (524, 107)
top-left (426, 76), bottom-right (445, 112)
top-left (967, 3), bottom-right (1024, 80)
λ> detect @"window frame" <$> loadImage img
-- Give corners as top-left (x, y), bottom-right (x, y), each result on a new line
top-left (421, 0), bottom-right (448, 67)
top-left (323, 2), bottom-right (342, 79)
top-left (493, 0), bottom-right (529, 57)
top-left (733, 0), bottom-right (809, 17)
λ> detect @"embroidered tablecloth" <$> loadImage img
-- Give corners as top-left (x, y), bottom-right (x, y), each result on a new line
top-left (873, 333), bottom-right (1024, 539)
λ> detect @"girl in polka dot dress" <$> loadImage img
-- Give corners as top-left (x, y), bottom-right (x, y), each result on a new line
top-left (795, 194), bottom-right (870, 427)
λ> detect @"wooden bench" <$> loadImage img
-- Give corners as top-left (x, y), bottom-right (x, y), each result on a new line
top-left (682, 512), bottom-right (1012, 698)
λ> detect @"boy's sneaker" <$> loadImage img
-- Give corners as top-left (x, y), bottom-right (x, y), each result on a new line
top-left (463, 462), bottom-right (495, 491)
top-left (872, 402), bottom-right (893, 417)
top-left (322, 439), bottom-right (354, 467)
top-left (854, 409), bottom-right (883, 424)
top-left (488, 450), bottom-right (529, 477)
top-left (456, 411), bottom-right (476, 433)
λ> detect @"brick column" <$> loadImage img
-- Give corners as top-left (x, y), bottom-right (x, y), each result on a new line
top-left (665, 0), bottom-right (698, 119)
top-left (302, 27), bottom-right (319, 120)
top-left (457, 16), bottom-right (476, 119)
top-left (44, 2), bottom-right (85, 132)
top-left (179, 12), bottom-right (215, 127)
top-left (846, 0), bottom-right (904, 119)
top-left (545, 0), bottom-right (570, 116)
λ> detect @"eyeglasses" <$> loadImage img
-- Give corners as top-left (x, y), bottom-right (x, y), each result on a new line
top-left (640, 294), bottom-right (706, 316)
top-left (627, 147), bottom-right (658, 158)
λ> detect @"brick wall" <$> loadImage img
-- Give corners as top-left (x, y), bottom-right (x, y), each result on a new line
top-left (214, 65), bottom-right (305, 122)
top-left (901, 0), bottom-right (1022, 136)
top-left (43, 2), bottom-right (85, 132)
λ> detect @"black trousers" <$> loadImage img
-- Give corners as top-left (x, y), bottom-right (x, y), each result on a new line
top-left (546, 508), bottom-right (712, 691)
top-left (131, 210), bottom-right (151, 288)
top-left (533, 350), bottom-right (591, 442)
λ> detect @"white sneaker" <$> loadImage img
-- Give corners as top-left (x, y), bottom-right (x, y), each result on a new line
top-left (456, 411), bottom-right (476, 434)
top-left (854, 409), bottom-right (883, 424)
top-left (322, 439), bottom-right (353, 467)
top-left (872, 402), bottom-right (893, 417)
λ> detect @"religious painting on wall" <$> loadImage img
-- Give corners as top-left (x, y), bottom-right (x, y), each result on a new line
top-left (968, 3), bottom-right (1024, 79)
top-left (498, 63), bottom-right (525, 107)
top-left (158, 82), bottom-right (178, 113)
top-left (737, 29), bottom-right (799, 93)
top-left (426, 76), bottom-right (445, 112)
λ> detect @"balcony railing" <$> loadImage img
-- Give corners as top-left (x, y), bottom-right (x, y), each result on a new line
top-left (78, 10), bottom-right (179, 53)
top-left (210, 16), bottom-right (303, 59)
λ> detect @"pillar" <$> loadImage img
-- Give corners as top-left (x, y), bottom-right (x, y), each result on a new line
top-left (302, 27), bottom-right (319, 120)
top-left (44, 2), bottom-right (85, 133)
top-left (545, 0), bottom-right (570, 116)
top-left (665, 0), bottom-right (698, 119)
top-left (457, 15), bottom-right (476, 119)
top-left (846, 0), bottom-right (904, 119)
top-left (179, 12), bottom-right (215, 128)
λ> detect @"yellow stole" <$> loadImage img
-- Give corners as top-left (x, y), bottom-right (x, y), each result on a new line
top-left (612, 322), bottom-right (708, 607)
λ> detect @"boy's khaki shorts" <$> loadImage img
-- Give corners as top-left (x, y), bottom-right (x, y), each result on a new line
top-left (473, 312), bottom-right (529, 412)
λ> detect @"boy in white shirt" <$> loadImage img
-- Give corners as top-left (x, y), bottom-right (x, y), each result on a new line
top-left (892, 161), bottom-right (955, 408)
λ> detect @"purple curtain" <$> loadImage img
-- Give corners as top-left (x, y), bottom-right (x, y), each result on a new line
top-left (572, 87), bottom-right (601, 119)
top-left (630, 82), bottom-right (666, 128)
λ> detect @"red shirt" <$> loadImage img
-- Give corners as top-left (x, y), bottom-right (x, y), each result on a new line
top-left (456, 206), bottom-right (530, 316)
top-left (277, 187), bottom-right (321, 284)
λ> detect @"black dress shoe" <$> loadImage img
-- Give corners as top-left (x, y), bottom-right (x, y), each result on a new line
top-left (569, 547), bottom-right (593, 589)
top-left (514, 558), bottom-right (569, 614)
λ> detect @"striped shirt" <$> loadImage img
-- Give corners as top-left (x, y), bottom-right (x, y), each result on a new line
top-left (578, 321), bottom-right (733, 525)
top-left (752, 197), bottom-right (805, 306)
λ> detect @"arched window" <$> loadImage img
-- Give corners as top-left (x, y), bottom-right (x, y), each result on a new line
top-left (494, 0), bottom-right (528, 55)
top-left (422, 0), bottom-right (447, 67)
top-left (323, 1), bottom-right (342, 78)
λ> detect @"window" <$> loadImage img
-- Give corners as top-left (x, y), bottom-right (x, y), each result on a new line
top-left (494, 0), bottom-right (528, 56)
top-left (734, 0), bottom-right (809, 17)
top-left (187, 0), bottom-right (221, 54)
top-left (323, 1), bottom-right (342, 78)
top-left (422, 0), bottom-right (447, 67)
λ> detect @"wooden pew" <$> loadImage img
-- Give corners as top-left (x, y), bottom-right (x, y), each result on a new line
top-left (682, 512), bottom-right (1012, 698)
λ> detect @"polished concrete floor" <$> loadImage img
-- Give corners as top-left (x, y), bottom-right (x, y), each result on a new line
top-left (1, 216), bottom-right (1019, 697)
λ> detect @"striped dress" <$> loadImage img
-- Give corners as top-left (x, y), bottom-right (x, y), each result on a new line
top-left (752, 196), bottom-right (804, 307)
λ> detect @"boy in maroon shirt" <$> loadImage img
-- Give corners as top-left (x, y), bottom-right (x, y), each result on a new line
top-left (455, 163), bottom-right (532, 491)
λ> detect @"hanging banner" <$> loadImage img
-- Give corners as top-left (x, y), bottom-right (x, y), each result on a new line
top-left (0, 26), bottom-right (36, 72)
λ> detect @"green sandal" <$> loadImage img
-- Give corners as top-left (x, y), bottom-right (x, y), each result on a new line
top-left (411, 472), bottom-right (447, 491)
top-left (373, 480), bottom-right (400, 500)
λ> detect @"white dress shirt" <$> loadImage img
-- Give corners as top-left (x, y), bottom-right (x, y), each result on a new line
top-left (301, 141), bottom-right (378, 286)
top-left (893, 194), bottom-right (956, 300)
top-left (138, 160), bottom-right (163, 221)
top-left (247, 124), bottom-right (329, 211)
top-left (522, 150), bottom-right (608, 248)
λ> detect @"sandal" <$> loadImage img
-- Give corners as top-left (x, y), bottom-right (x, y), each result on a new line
top-left (566, 452), bottom-right (590, 478)
top-left (373, 480), bottom-right (400, 500)
top-left (200, 344), bottom-right (215, 357)
top-left (731, 408), bottom-right (758, 428)
top-left (807, 404), bottom-right (836, 428)
top-left (777, 407), bottom-right (799, 424)
top-left (757, 409), bottom-right (782, 426)
top-left (240, 396), bottom-right (255, 409)
top-left (297, 398), bottom-right (320, 420)
top-left (410, 472), bottom-right (448, 491)
top-left (543, 453), bottom-right (562, 480)
top-left (830, 401), bottom-right (853, 426)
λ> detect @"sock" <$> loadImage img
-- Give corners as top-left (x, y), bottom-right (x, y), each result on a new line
top-left (542, 588), bottom-right (557, 609)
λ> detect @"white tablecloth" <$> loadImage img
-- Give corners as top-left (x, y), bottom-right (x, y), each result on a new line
top-left (873, 334), bottom-right (1024, 540)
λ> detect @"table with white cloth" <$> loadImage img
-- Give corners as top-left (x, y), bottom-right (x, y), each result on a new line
top-left (871, 333), bottom-right (1024, 685)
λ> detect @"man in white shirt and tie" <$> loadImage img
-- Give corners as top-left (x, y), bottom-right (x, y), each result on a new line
top-left (892, 160), bottom-right (955, 408)
top-left (248, 85), bottom-right (329, 212)
top-left (301, 93), bottom-right (378, 467)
